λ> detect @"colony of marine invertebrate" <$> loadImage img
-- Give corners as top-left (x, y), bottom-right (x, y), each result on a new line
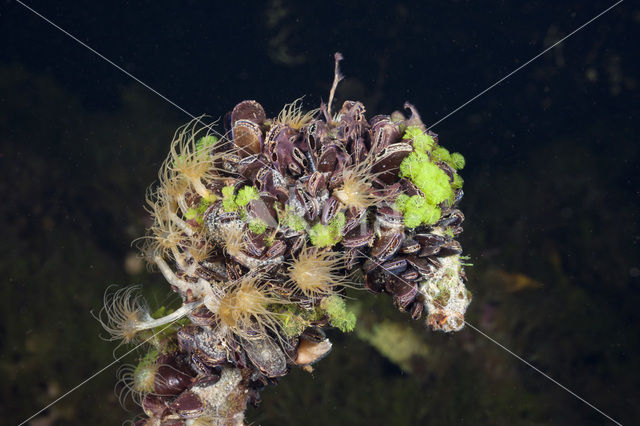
top-left (99, 59), bottom-right (471, 425)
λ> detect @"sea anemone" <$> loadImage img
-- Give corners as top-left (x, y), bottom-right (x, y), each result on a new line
top-left (95, 285), bottom-right (203, 346)
top-left (217, 275), bottom-right (283, 341)
top-left (164, 118), bottom-right (225, 200)
top-left (333, 160), bottom-right (382, 211)
top-left (94, 285), bottom-right (151, 344)
top-left (287, 246), bottom-right (346, 299)
top-left (115, 350), bottom-right (159, 407)
top-left (276, 97), bottom-right (318, 130)
top-left (217, 221), bottom-right (246, 261)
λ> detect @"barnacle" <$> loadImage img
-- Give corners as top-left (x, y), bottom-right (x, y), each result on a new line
top-left (104, 55), bottom-right (471, 424)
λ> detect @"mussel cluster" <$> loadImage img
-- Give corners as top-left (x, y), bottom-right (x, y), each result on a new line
top-left (109, 96), bottom-right (471, 425)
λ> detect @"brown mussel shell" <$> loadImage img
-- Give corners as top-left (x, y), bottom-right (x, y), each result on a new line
top-left (233, 119), bottom-right (263, 156)
top-left (231, 100), bottom-right (266, 126)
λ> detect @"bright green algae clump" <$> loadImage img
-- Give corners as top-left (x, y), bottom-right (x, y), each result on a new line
top-left (273, 295), bottom-right (357, 338)
top-left (309, 212), bottom-right (346, 247)
top-left (279, 206), bottom-right (308, 232)
top-left (222, 185), bottom-right (238, 212)
top-left (235, 186), bottom-right (259, 207)
top-left (196, 135), bottom-right (218, 151)
top-left (222, 185), bottom-right (260, 212)
top-left (395, 194), bottom-right (441, 228)
top-left (403, 126), bottom-right (435, 153)
top-left (399, 153), bottom-right (453, 205)
top-left (397, 126), bottom-right (465, 228)
top-left (248, 219), bottom-right (267, 234)
top-left (185, 198), bottom-right (212, 225)
top-left (321, 295), bottom-right (357, 332)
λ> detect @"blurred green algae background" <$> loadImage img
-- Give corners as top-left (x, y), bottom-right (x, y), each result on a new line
top-left (1, 1), bottom-right (639, 425)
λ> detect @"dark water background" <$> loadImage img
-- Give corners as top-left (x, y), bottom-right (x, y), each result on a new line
top-left (1, 1), bottom-right (638, 425)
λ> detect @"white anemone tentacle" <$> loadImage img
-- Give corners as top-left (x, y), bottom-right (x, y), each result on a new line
top-left (131, 300), bottom-right (202, 333)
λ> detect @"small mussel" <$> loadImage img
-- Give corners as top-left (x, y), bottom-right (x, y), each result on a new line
top-left (370, 116), bottom-right (401, 155)
top-left (306, 171), bottom-right (326, 197)
top-left (169, 390), bottom-right (205, 419)
top-left (294, 338), bottom-right (333, 366)
top-left (371, 142), bottom-right (413, 184)
top-left (400, 239), bottom-right (421, 254)
top-left (242, 335), bottom-right (288, 378)
top-left (342, 227), bottom-right (374, 248)
top-left (439, 209), bottom-right (465, 227)
top-left (300, 326), bottom-right (326, 343)
top-left (193, 327), bottom-right (228, 367)
top-left (233, 119), bottom-right (263, 156)
top-left (376, 206), bottom-right (404, 229)
top-left (371, 232), bottom-right (404, 262)
top-left (387, 278), bottom-right (418, 310)
top-left (231, 100), bottom-right (266, 125)
top-left (437, 239), bottom-right (463, 257)
top-left (380, 258), bottom-right (408, 274)
top-left (154, 353), bottom-right (195, 396)
top-left (142, 394), bottom-right (167, 418)
top-left (415, 233), bottom-right (446, 257)
top-left (321, 195), bottom-right (340, 224)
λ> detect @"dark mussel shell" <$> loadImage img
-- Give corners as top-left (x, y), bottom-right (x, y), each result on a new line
top-left (380, 258), bottom-right (407, 274)
top-left (317, 144), bottom-right (339, 173)
top-left (243, 336), bottom-right (288, 378)
top-left (231, 100), bottom-right (266, 126)
top-left (233, 119), bottom-right (263, 156)
top-left (194, 328), bottom-right (228, 366)
top-left (372, 142), bottom-right (413, 184)
top-left (169, 390), bottom-right (205, 419)
top-left (388, 278), bottom-right (418, 310)
top-left (320, 195), bottom-right (340, 225)
top-left (371, 232), bottom-right (404, 262)
top-left (342, 227), bottom-right (374, 248)
top-left (237, 154), bottom-right (265, 181)
top-left (370, 116), bottom-right (401, 156)
top-left (306, 171), bottom-right (326, 197)
top-left (142, 394), bottom-right (168, 418)
top-left (154, 353), bottom-right (195, 396)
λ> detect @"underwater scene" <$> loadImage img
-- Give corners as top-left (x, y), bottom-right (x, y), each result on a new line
top-left (1, 1), bottom-right (638, 425)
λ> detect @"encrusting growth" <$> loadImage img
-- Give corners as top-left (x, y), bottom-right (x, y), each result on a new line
top-left (100, 54), bottom-right (471, 425)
